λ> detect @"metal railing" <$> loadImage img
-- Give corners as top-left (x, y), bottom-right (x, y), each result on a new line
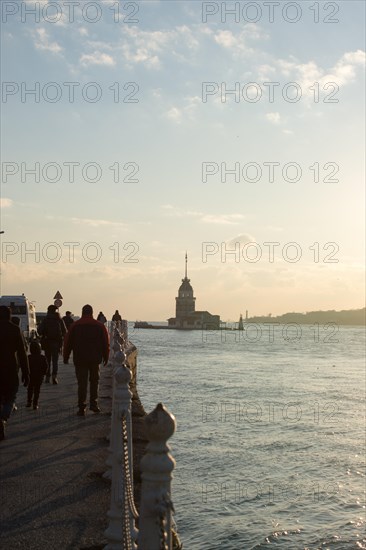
top-left (104, 322), bottom-right (177, 550)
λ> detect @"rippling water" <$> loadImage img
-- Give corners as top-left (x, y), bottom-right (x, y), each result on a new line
top-left (130, 324), bottom-right (365, 549)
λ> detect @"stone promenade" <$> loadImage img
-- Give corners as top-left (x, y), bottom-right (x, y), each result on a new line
top-left (0, 357), bottom-right (115, 550)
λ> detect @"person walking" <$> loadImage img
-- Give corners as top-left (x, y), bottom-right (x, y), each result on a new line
top-left (62, 311), bottom-right (74, 331)
top-left (10, 316), bottom-right (27, 412)
top-left (0, 305), bottom-right (29, 440)
top-left (112, 310), bottom-right (122, 323)
top-left (26, 341), bottom-right (48, 410)
top-left (39, 305), bottom-right (66, 384)
top-left (97, 311), bottom-right (107, 324)
top-left (63, 304), bottom-right (109, 416)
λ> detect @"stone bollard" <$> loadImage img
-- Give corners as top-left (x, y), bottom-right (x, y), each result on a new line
top-left (103, 330), bottom-right (124, 480)
top-left (104, 349), bottom-right (138, 550)
top-left (108, 322), bottom-right (115, 366)
top-left (138, 403), bottom-right (176, 550)
top-left (103, 323), bottom-right (132, 479)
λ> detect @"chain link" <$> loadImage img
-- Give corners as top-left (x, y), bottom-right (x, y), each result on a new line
top-left (122, 414), bottom-right (139, 519)
top-left (121, 413), bottom-right (138, 549)
top-left (123, 494), bottom-right (132, 550)
top-left (160, 512), bottom-right (167, 550)
top-left (157, 494), bottom-right (176, 550)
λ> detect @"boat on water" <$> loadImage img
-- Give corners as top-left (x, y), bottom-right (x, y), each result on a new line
top-left (134, 321), bottom-right (154, 329)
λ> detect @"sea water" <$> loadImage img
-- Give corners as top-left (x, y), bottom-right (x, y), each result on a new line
top-left (130, 324), bottom-right (365, 549)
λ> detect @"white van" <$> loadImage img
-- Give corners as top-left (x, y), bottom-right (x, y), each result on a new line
top-left (0, 294), bottom-right (37, 340)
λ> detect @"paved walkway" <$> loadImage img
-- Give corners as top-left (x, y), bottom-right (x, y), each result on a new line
top-left (0, 358), bottom-right (113, 550)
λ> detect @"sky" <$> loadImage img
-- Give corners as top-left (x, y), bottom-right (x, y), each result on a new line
top-left (0, 0), bottom-right (365, 321)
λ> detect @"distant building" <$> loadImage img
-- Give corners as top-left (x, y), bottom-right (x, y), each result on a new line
top-left (168, 254), bottom-right (220, 330)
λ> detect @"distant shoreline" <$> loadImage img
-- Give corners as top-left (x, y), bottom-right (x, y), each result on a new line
top-left (245, 307), bottom-right (366, 326)
top-left (134, 308), bottom-right (366, 328)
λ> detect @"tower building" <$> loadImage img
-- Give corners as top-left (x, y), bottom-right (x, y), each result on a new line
top-left (168, 254), bottom-right (220, 329)
top-left (175, 253), bottom-right (196, 320)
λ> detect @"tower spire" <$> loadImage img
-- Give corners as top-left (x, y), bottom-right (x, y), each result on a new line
top-left (185, 252), bottom-right (188, 279)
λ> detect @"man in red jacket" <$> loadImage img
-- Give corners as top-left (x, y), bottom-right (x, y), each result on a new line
top-left (63, 304), bottom-right (109, 416)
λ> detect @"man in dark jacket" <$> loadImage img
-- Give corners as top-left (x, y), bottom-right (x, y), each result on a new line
top-left (0, 305), bottom-right (29, 440)
top-left (39, 305), bottom-right (66, 384)
top-left (62, 311), bottom-right (74, 331)
top-left (63, 304), bottom-right (109, 416)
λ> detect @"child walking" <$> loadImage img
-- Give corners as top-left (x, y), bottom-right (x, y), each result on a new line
top-left (27, 341), bottom-right (48, 410)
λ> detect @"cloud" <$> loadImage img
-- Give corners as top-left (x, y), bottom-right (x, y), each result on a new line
top-left (266, 112), bottom-right (281, 125)
top-left (201, 214), bottom-right (245, 225)
top-left (226, 234), bottom-right (255, 246)
top-left (119, 24), bottom-right (220, 69)
top-left (161, 205), bottom-right (244, 225)
top-left (161, 205), bottom-right (203, 218)
top-left (120, 27), bottom-right (174, 69)
top-left (166, 107), bottom-right (182, 123)
top-left (33, 28), bottom-right (62, 54)
top-left (275, 49), bottom-right (366, 96)
top-left (213, 26), bottom-right (268, 57)
top-left (0, 198), bottom-right (13, 208)
top-left (165, 96), bottom-right (203, 124)
top-left (330, 49), bottom-right (366, 85)
top-left (70, 217), bottom-right (127, 230)
top-left (80, 51), bottom-right (115, 67)
top-left (214, 30), bottom-right (237, 49)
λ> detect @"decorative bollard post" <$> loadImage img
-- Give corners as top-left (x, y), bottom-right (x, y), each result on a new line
top-left (103, 329), bottom-right (124, 480)
top-left (138, 403), bottom-right (176, 550)
top-left (108, 322), bottom-right (115, 366)
top-left (104, 347), bottom-right (138, 549)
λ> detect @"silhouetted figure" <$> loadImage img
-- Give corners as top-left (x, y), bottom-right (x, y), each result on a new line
top-left (11, 316), bottom-right (28, 351)
top-left (11, 316), bottom-right (28, 412)
top-left (97, 311), bottom-right (107, 324)
top-left (112, 310), bottom-right (122, 323)
top-left (63, 304), bottom-right (109, 416)
top-left (62, 311), bottom-right (74, 331)
top-left (27, 341), bottom-right (48, 410)
top-left (39, 305), bottom-right (66, 384)
top-left (0, 306), bottom-right (29, 440)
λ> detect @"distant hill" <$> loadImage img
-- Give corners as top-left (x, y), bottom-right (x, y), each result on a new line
top-left (248, 308), bottom-right (366, 326)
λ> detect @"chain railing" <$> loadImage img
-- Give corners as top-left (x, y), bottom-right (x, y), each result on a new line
top-left (104, 323), bottom-right (178, 550)
top-left (103, 321), bottom-right (116, 481)
top-left (122, 414), bottom-right (139, 521)
top-left (104, 328), bottom-right (137, 550)
top-left (122, 413), bottom-right (139, 550)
